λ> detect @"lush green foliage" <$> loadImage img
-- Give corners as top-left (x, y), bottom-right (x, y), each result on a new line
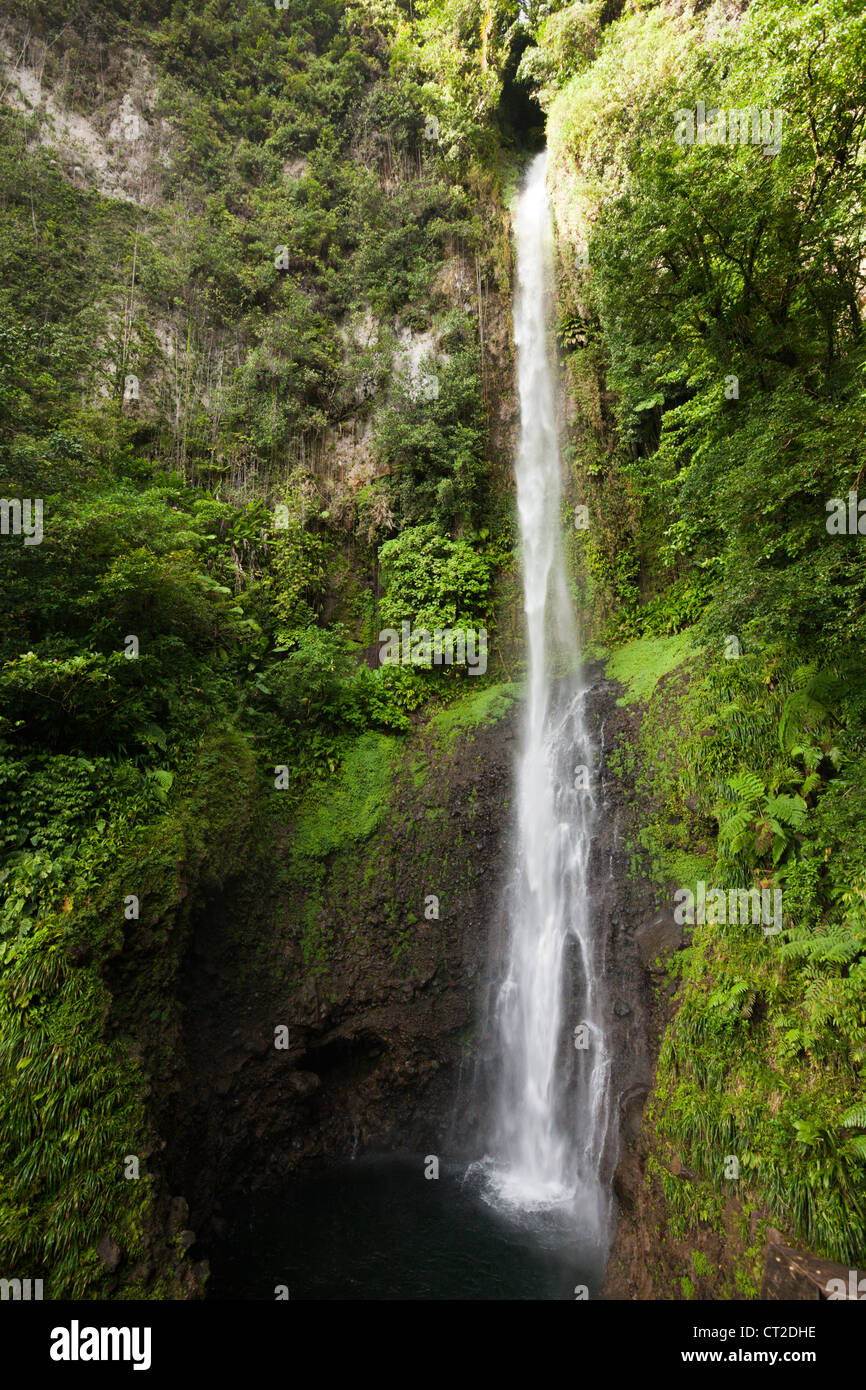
top-left (527, 0), bottom-right (866, 1268)
top-left (379, 523), bottom-right (491, 630)
top-left (0, 0), bottom-right (521, 1296)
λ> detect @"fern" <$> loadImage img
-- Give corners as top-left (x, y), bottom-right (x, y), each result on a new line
top-left (718, 808), bottom-right (751, 847)
top-left (728, 771), bottom-right (765, 803)
top-left (765, 794), bottom-right (807, 830)
top-left (780, 665), bottom-right (866, 756)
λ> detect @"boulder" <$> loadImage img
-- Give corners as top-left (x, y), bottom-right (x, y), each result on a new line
top-left (635, 912), bottom-right (683, 971)
top-left (97, 1233), bottom-right (123, 1271)
top-left (167, 1195), bottom-right (189, 1236)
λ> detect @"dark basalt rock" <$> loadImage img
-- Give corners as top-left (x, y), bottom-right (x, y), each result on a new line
top-left (635, 912), bottom-right (683, 971)
top-left (97, 1233), bottom-right (123, 1271)
top-left (762, 1242), bottom-right (865, 1300)
top-left (149, 667), bottom-right (659, 1291)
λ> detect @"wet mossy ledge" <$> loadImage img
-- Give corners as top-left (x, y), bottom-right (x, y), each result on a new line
top-left (286, 679), bottom-right (522, 905)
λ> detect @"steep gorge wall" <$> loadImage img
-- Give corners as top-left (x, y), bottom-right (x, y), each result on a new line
top-left (10, 0), bottom-right (854, 1306)
top-left (0, 0), bottom-right (536, 1300)
top-left (539, 0), bottom-right (866, 1299)
top-left (160, 695), bottom-right (522, 1251)
top-left (147, 670), bottom-right (660, 1292)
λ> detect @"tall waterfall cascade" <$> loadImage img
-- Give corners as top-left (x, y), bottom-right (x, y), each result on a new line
top-left (481, 153), bottom-right (614, 1239)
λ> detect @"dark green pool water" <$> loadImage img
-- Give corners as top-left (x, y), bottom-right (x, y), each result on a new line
top-left (207, 1154), bottom-right (607, 1301)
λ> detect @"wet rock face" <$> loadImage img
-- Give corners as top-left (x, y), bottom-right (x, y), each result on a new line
top-left (155, 670), bottom-right (659, 1278)
top-left (762, 1243), bottom-right (866, 1300)
top-left (635, 913), bottom-right (683, 972)
top-left (159, 706), bottom-right (521, 1250)
top-left (582, 665), bottom-right (659, 1196)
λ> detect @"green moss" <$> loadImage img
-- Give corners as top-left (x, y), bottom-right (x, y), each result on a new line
top-left (692, 1249), bottom-right (715, 1278)
top-left (605, 632), bottom-right (695, 706)
top-left (427, 680), bottom-right (522, 749)
top-left (657, 850), bottom-right (715, 899)
top-left (291, 732), bottom-right (399, 868)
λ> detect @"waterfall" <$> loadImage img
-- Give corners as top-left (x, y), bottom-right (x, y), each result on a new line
top-left (481, 153), bottom-right (613, 1238)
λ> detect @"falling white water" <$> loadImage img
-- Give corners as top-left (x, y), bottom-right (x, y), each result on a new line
top-left (483, 153), bottom-right (613, 1235)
